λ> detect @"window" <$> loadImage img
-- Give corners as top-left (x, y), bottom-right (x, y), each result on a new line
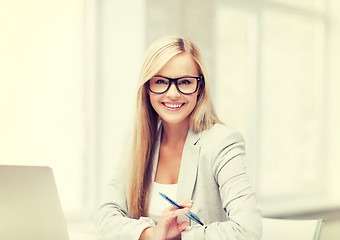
top-left (214, 0), bottom-right (340, 215)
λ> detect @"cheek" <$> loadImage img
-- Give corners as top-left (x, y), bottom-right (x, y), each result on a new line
top-left (187, 94), bottom-right (198, 108)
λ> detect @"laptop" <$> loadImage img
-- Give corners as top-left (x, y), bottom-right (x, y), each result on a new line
top-left (0, 165), bottom-right (70, 240)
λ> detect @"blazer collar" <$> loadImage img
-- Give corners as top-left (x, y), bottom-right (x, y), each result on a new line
top-left (151, 124), bottom-right (201, 202)
top-left (176, 128), bottom-right (201, 202)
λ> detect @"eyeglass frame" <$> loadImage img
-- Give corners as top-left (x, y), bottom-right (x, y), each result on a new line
top-left (146, 75), bottom-right (203, 95)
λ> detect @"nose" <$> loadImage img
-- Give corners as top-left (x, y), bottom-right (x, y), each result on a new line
top-left (166, 82), bottom-right (181, 98)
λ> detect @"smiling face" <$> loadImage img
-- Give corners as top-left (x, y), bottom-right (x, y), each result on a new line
top-left (148, 52), bottom-right (200, 126)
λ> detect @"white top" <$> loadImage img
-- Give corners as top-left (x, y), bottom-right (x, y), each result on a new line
top-left (148, 181), bottom-right (178, 223)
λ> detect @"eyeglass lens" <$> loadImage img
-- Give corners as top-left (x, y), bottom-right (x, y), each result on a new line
top-left (149, 76), bottom-right (198, 94)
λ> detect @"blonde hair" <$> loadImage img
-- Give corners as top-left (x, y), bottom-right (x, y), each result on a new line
top-left (127, 36), bottom-right (222, 218)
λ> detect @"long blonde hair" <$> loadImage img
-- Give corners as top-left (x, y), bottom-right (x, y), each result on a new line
top-left (127, 36), bottom-right (222, 219)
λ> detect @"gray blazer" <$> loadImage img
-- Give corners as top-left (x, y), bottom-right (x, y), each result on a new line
top-left (95, 124), bottom-right (262, 240)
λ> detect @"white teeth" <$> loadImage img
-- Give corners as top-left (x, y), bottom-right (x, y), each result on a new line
top-left (164, 103), bottom-right (182, 108)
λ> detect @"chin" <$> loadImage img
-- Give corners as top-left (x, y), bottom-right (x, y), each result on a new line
top-left (161, 116), bottom-right (190, 125)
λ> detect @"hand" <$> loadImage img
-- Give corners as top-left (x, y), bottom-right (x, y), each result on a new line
top-left (141, 200), bottom-right (193, 240)
top-left (155, 200), bottom-right (193, 240)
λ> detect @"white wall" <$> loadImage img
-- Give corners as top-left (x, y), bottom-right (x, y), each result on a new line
top-left (326, 0), bottom-right (340, 202)
top-left (0, 0), bottom-right (146, 213)
top-left (94, 0), bottom-right (145, 203)
top-left (0, 0), bottom-right (86, 215)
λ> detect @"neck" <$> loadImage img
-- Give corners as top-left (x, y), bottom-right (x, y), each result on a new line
top-left (161, 120), bottom-right (189, 146)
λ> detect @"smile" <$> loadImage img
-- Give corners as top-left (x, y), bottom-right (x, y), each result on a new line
top-left (162, 102), bottom-right (185, 110)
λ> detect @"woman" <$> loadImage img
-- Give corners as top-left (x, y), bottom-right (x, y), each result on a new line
top-left (95, 36), bottom-right (262, 240)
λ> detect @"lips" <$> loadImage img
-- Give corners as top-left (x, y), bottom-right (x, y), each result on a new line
top-left (162, 102), bottom-right (185, 111)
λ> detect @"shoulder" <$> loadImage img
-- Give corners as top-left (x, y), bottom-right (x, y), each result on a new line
top-left (197, 124), bottom-right (246, 166)
top-left (198, 124), bottom-right (247, 179)
top-left (199, 123), bottom-right (245, 145)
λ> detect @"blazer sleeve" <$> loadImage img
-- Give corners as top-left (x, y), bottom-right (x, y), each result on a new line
top-left (95, 166), bottom-right (155, 240)
top-left (182, 128), bottom-right (262, 240)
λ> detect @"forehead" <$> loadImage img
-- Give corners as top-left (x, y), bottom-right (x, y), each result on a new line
top-left (156, 53), bottom-right (199, 78)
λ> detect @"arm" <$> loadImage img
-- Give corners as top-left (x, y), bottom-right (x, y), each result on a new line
top-left (95, 168), bottom-right (155, 240)
top-left (182, 129), bottom-right (262, 240)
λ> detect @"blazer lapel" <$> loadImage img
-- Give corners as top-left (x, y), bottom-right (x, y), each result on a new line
top-left (151, 125), bottom-right (201, 206)
top-left (176, 128), bottom-right (201, 203)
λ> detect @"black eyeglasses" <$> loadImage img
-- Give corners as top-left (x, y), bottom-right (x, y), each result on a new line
top-left (147, 75), bottom-right (202, 95)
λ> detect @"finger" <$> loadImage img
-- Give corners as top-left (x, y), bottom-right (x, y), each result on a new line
top-left (167, 200), bottom-right (194, 211)
top-left (172, 207), bottom-right (190, 217)
top-left (177, 221), bottom-right (190, 233)
top-left (161, 207), bottom-right (190, 224)
top-left (178, 200), bottom-right (194, 208)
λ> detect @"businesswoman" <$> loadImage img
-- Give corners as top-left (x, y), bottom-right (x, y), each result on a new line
top-left (95, 36), bottom-right (262, 240)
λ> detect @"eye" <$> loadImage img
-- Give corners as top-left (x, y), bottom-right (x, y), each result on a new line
top-left (153, 77), bottom-right (168, 85)
top-left (155, 80), bottom-right (167, 84)
top-left (178, 78), bottom-right (194, 85)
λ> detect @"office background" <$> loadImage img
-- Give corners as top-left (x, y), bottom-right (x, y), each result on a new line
top-left (1, 0), bottom-right (340, 238)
